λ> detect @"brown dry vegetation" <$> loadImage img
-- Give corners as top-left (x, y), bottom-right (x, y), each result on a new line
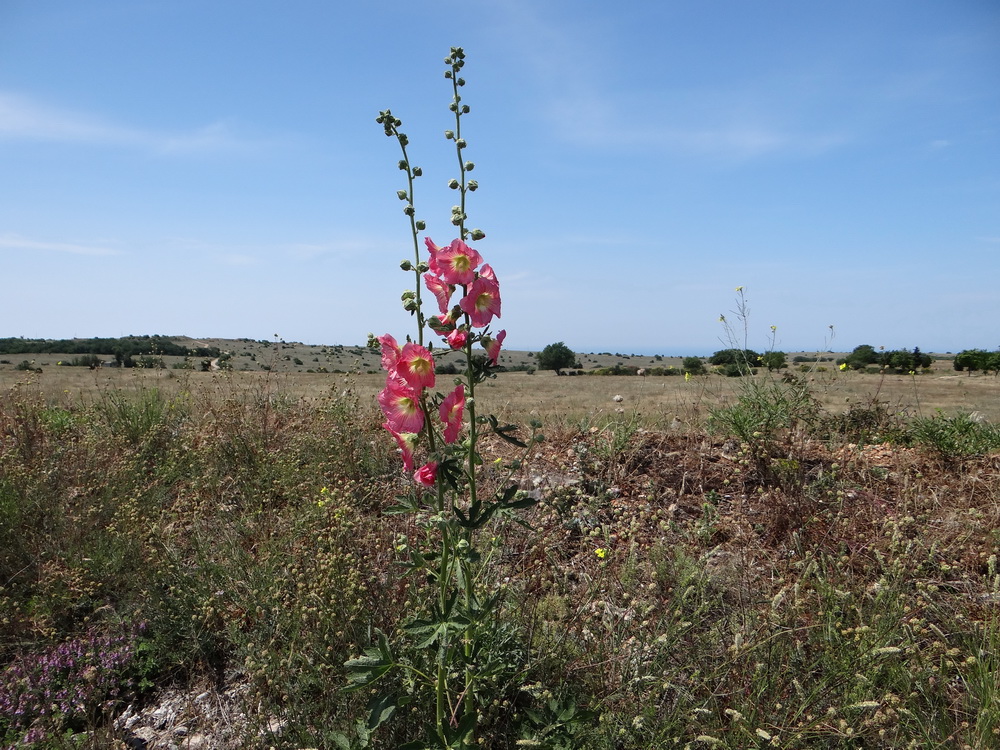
top-left (1, 364), bottom-right (999, 748)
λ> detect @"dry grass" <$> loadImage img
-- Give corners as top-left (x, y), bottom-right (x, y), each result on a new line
top-left (4, 365), bottom-right (998, 428)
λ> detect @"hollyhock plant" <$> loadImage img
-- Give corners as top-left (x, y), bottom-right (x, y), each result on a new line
top-left (353, 48), bottom-right (547, 749)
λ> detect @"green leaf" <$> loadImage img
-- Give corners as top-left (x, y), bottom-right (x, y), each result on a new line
top-left (344, 630), bottom-right (396, 691)
top-left (366, 692), bottom-right (399, 731)
top-left (488, 414), bottom-right (528, 447)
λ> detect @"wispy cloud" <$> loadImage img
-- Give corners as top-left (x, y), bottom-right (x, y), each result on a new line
top-left (0, 233), bottom-right (121, 256)
top-left (489, 4), bottom-right (846, 161)
top-left (0, 91), bottom-right (259, 154)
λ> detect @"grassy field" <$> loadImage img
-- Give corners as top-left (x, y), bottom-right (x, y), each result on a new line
top-left (1, 356), bottom-right (999, 748)
top-left (3, 357), bottom-right (998, 425)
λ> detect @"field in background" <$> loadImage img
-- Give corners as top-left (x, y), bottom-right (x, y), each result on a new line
top-left (3, 339), bottom-right (1000, 748)
top-left (3, 362), bottom-right (998, 426)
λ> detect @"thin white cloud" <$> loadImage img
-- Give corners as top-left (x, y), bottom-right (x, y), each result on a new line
top-left (489, 4), bottom-right (846, 161)
top-left (0, 91), bottom-right (258, 154)
top-left (0, 233), bottom-right (120, 256)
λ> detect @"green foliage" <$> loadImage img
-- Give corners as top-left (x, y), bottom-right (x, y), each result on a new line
top-left (954, 348), bottom-right (1000, 374)
top-left (0, 335), bottom-right (220, 359)
top-left (682, 356), bottom-right (707, 375)
top-left (908, 411), bottom-right (1000, 459)
top-left (840, 344), bottom-right (879, 370)
top-left (708, 372), bottom-right (819, 474)
top-left (709, 348), bottom-right (761, 368)
top-left (759, 350), bottom-right (787, 370)
top-left (536, 342), bottom-right (577, 373)
top-left (841, 345), bottom-right (933, 373)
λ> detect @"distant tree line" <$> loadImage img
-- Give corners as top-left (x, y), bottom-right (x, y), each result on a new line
top-left (837, 345), bottom-right (933, 373)
top-left (953, 349), bottom-right (1000, 375)
top-left (0, 336), bottom-right (220, 359)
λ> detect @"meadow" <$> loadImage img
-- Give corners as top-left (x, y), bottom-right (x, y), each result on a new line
top-left (1, 360), bottom-right (999, 748)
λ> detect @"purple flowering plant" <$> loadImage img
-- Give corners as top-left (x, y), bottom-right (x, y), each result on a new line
top-left (0, 628), bottom-right (140, 748)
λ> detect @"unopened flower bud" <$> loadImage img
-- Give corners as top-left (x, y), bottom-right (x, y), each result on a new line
top-left (415, 261), bottom-right (429, 273)
top-left (403, 205), bottom-right (415, 216)
top-left (461, 104), bottom-right (470, 114)
top-left (400, 259), bottom-right (413, 271)
top-left (401, 290), bottom-right (416, 302)
top-left (455, 139), bottom-right (467, 149)
top-left (449, 102), bottom-right (458, 112)
top-left (464, 161), bottom-right (475, 171)
top-left (467, 180), bottom-right (478, 191)
top-left (403, 298), bottom-right (418, 312)
top-left (396, 190), bottom-right (408, 201)
top-left (415, 220), bottom-right (426, 230)
top-left (412, 166), bottom-right (422, 176)
top-left (448, 178), bottom-right (460, 189)
top-left (444, 130), bottom-right (455, 140)
top-left (457, 78), bottom-right (466, 87)
top-left (397, 160), bottom-right (407, 170)
top-left (444, 70), bottom-right (453, 79)
top-left (398, 134), bottom-right (408, 146)
top-left (470, 228), bottom-right (486, 240)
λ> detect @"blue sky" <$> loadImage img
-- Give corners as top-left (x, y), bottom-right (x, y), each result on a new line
top-left (2, 1), bottom-right (997, 355)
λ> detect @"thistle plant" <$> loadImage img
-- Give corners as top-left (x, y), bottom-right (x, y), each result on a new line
top-left (345, 47), bottom-right (541, 749)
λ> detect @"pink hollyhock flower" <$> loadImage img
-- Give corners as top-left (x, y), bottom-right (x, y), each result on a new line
top-left (378, 376), bottom-right (425, 434)
top-left (395, 342), bottom-right (435, 390)
top-left (414, 461), bottom-right (438, 488)
top-left (439, 385), bottom-right (465, 443)
top-left (484, 329), bottom-right (506, 365)
top-left (383, 423), bottom-right (418, 473)
top-left (424, 237), bottom-right (444, 275)
top-left (378, 333), bottom-right (401, 373)
top-left (446, 329), bottom-right (468, 350)
top-left (431, 239), bottom-right (483, 286)
top-left (459, 276), bottom-right (501, 328)
top-left (424, 273), bottom-right (454, 314)
top-left (478, 263), bottom-right (497, 283)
